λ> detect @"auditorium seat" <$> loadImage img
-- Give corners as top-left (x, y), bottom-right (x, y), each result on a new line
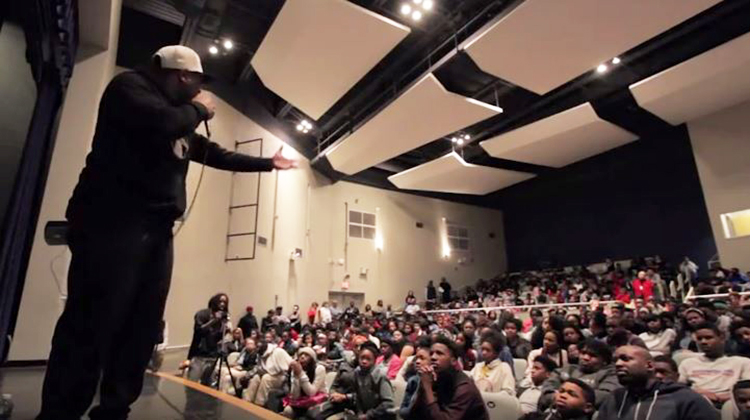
top-left (392, 379), bottom-right (407, 409)
top-left (513, 359), bottom-right (527, 383)
top-left (227, 352), bottom-right (240, 366)
top-left (482, 391), bottom-right (521, 420)
top-left (721, 400), bottom-right (734, 420)
top-left (325, 371), bottom-right (337, 393)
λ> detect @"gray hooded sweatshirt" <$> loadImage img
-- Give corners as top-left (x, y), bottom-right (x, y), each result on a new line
top-left (597, 381), bottom-right (719, 420)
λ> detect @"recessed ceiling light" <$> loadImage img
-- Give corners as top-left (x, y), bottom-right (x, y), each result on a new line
top-left (457, 139), bottom-right (464, 146)
top-left (400, 4), bottom-right (411, 14)
top-left (303, 129), bottom-right (310, 134)
top-left (451, 137), bottom-right (458, 143)
top-left (596, 63), bottom-right (608, 74)
top-left (612, 57), bottom-right (621, 65)
top-left (208, 45), bottom-right (219, 55)
top-left (412, 10), bottom-right (422, 20)
top-left (296, 124), bottom-right (304, 131)
top-left (422, 0), bottom-right (434, 10)
top-left (463, 134), bottom-right (470, 140)
top-left (223, 39), bottom-right (233, 50)
top-left (413, 0), bottom-right (423, 4)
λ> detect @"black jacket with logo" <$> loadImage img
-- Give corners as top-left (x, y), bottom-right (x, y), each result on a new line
top-left (67, 70), bottom-right (274, 223)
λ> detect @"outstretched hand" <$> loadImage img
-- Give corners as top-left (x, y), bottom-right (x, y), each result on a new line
top-left (272, 146), bottom-right (298, 170)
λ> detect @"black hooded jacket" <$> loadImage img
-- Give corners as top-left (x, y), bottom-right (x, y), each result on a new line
top-left (66, 70), bottom-right (275, 224)
top-left (597, 381), bottom-right (719, 420)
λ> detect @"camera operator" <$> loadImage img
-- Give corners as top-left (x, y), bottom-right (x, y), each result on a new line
top-left (187, 293), bottom-right (232, 385)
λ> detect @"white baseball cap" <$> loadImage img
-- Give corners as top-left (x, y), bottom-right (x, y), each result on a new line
top-left (153, 45), bottom-right (211, 81)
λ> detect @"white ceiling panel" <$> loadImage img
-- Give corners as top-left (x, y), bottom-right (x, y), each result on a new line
top-left (630, 32), bottom-right (750, 125)
top-left (465, 0), bottom-right (720, 95)
top-left (480, 103), bottom-right (637, 167)
top-left (326, 74), bottom-right (502, 175)
top-left (251, 0), bottom-right (410, 120)
top-left (388, 152), bottom-right (535, 195)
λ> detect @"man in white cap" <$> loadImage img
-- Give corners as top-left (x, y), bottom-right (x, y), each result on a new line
top-left (37, 45), bottom-right (297, 420)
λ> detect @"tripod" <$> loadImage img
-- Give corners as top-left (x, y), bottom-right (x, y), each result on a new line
top-left (212, 317), bottom-right (240, 396)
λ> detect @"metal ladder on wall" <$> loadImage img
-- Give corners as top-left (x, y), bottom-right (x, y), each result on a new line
top-left (225, 138), bottom-right (263, 262)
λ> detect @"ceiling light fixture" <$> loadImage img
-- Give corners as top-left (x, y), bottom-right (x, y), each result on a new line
top-left (400, 4), bottom-right (411, 14)
top-left (451, 137), bottom-right (458, 143)
top-left (457, 139), bottom-right (465, 146)
top-left (422, 0), bottom-right (434, 10)
top-left (596, 63), bottom-right (608, 74)
top-left (612, 57), bottom-right (621, 65)
top-left (208, 45), bottom-right (219, 55)
top-left (412, 10), bottom-right (422, 21)
top-left (223, 39), bottom-right (233, 50)
top-left (297, 119), bottom-right (313, 133)
top-left (413, 0), bottom-right (423, 4)
top-left (463, 134), bottom-right (470, 140)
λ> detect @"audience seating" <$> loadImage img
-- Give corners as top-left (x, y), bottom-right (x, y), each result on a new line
top-left (325, 371), bottom-right (337, 393)
top-left (227, 352), bottom-right (240, 366)
top-left (513, 359), bottom-right (527, 383)
top-left (721, 400), bottom-right (734, 420)
top-left (482, 391), bottom-right (522, 420)
top-left (392, 379), bottom-right (407, 411)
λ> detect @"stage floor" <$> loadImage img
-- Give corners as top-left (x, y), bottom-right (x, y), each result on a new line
top-left (0, 366), bottom-right (282, 419)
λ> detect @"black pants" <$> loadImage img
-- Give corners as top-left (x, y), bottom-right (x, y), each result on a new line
top-left (37, 215), bottom-right (173, 420)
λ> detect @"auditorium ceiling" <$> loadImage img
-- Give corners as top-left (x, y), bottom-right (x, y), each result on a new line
top-left (117, 0), bottom-right (750, 208)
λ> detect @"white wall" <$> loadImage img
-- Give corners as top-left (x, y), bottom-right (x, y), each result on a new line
top-left (688, 99), bottom-right (750, 271)
top-left (166, 102), bottom-right (508, 348)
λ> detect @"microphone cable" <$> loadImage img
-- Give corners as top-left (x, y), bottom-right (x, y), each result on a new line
top-left (173, 119), bottom-right (210, 238)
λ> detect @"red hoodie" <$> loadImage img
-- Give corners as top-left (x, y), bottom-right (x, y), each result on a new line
top-left (632, 278), bottom-right (654, 300)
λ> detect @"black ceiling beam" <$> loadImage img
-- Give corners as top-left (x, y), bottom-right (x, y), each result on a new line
top-left (315, 0), bottom-right (520, 157)
top-left (461, 145), bottom-right (556, 176)
top-left (464, 0), bottom-right (750, 144)
top-left (591, 89), bottom-right (677, 140)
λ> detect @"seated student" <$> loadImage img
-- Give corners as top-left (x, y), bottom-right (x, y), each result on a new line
top-left (540, 339), bottom-right (619, 409)
top-left (729, 319), bottom-right (750, 358)
top-left (520, 378), bottom-right (595, 420)
top-left (597, 345), bottom-right (719, 420)
top-left (220, 337), bottom-right (259, 394)
top-left (519, 356), bottom-right (558, 414)
top-left (399, 337), bottom-right (432, 419)
top-left (679, 322), bottom-right (750, 407)
top-left (455, 332), bottom-right (478, 371)
top-left (523, 330), bottom-right (568, 386)
top-left (605, 317), bottom-right (647, 349)
top-left (504, 318), bottom-right (533, 360)
top-left (408, 335), bottom-right (489, 420)
top-left (376, 338), bottom-right (404, 380)
top-left (314, 336), bottom-right (368, 420)
top-left (244, 341), bottom-right (293, 407)
top-left (653, 354), bottom-right (679, 383)
top-left (726, 380), bottom-right (750, 420)
top-left (638, 314), bottom-right (676, 356)
top-left (282, 347), bottom-right (327, 419)
top-left (562, 323), bottom-right (585, 365)
top-left (673, 307), bottom-right (707, 352)
top-left (469, 330), bottom-right (516, 395)
top-left (331, 341), bottom-right (395, 420)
